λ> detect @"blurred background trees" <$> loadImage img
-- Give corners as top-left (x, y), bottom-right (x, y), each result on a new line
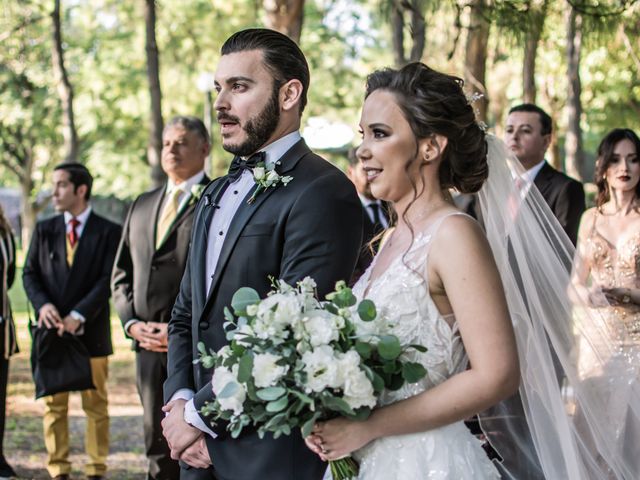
top-left (1, 0), bottom-right (639, 244)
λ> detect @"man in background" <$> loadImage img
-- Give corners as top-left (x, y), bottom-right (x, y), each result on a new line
top-left (23, 163), bottom-right (121, 480)
top-left (504, 103), bottom-right (585, 245)
top-left (112, 116), bottom-right (210, 480)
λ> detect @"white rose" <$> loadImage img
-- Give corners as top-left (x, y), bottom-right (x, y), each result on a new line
top-left (303, 310), bottom-right (340, 347)
top-left (343, 368), bottom-right (376, 410)
top-left (253, 166), bottom-right (266, 181)
top-left (246, 304), bottom-right (259, 317)
top-left (298, 277), bottom-right (317, 293)
top-left (301, 345), bottom-right (340, 392)
top-left (211, 366), bottom-right (246, 415)
top-left (252, 353), bottom-right (289, 388)
top-left (233, 323), bottom-right (255, 347)
top-left (265, 170), bottom-right (280, 186)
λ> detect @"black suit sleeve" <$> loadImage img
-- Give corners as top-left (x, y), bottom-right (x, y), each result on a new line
top-left (111, 202), bottom-right (137, 328)
top-left (72, 223), bottom-right (122, 322)
top-left (554, 180), bottom-right (585, 246)
top-left (22, 223), bottom-right (52, 312)
top-left (165, 243), bottom-right (196, 401)
top-left (193, 172), bottom-right (364, 430)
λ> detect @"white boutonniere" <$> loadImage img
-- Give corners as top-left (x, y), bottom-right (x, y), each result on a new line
top-left (189, 184), bottom-right (206, 205)
top-left (248, 161), bottom-right (293, 204)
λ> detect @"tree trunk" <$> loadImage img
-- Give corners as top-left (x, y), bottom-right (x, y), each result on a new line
top-left (391, 1), bottom-right (405, 67)
top-left (464, 0), bottom-right (490, 123)
top-left (565, 6), bottom-right (584, 181)
top-left (263, 0), bottom-right (305, 44)
top-left (51, 0), bottom-right (79, 164)
top-left (144, 0), bottom-right (166, 188)
top-left (408, 1), bottom-right (426, 63)
top-left (523, 2), bottom-right (547, 104)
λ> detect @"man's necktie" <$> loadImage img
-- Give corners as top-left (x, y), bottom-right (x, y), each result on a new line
top-left (156, 188), bottom-right (182, 248)
top-left (68, 217), bottom-right (80, 247)
top-left (227, 151), bottom-right (266, 182)
top-left (368, 203), bottom-right (382, 226)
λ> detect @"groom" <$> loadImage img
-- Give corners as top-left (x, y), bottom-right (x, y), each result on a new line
top-left (161, 28), bottom-right (363, 480)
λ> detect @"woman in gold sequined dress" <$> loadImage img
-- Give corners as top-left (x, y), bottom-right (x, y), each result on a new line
top-left (572, 128), bottom-right (640, 343)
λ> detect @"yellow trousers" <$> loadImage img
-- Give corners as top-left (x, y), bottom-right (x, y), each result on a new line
top-left (43, 356), bottom-right (109, 477)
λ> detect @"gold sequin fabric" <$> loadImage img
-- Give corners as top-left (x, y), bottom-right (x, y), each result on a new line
top-left (585, 226), bottom-right (640, 341)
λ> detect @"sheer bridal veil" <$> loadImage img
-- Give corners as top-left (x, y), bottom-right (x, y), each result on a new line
top-left (476, 136), bottom-right (640, 480)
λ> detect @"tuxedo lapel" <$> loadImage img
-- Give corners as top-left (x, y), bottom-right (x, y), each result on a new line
top-left (192, 178), bottom-right (229, 308)
top-left (533, 162), bottom-right (554, 200)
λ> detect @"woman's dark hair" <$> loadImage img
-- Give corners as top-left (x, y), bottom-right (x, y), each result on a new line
top-left (594, 128), bottom-right (640, 208)
top-left (221, 28), bottom-right (310, 116)
top-left (365, 62), bottom-right (488, 195)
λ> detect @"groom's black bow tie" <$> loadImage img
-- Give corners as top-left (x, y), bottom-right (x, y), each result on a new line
top-left (227, 151), bottom-right (266, 182)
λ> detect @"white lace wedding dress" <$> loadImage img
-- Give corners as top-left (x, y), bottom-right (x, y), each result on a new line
top-left (351, 213), bottom-right (500, 479)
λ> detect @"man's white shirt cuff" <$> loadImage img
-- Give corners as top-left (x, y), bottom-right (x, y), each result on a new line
top-left (184, 398), bottom-right (217, 439)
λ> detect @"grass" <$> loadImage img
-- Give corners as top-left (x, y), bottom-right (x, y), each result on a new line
top-left (6, 268), bottom-right (148, 479)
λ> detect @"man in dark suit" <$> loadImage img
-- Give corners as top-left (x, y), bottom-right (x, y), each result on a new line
top-left (505, 103), bottom-right (586, 245)
top-left (346, 148), bottom-right (390, 284)
top-left (112, 116), bottom-right (210, 480)
top-left (23, 163), bottom-right (121, 480)
top-left (161, 29), bottom-right (363, 480)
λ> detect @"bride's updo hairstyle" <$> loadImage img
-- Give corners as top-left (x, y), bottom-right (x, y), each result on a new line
top-left (365, 62), bottom-right (488, 194)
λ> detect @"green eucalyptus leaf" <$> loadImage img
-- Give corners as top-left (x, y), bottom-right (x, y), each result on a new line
top-left (231, 287), bottom-right (260, 314)
top-left (224, 307), bottom-right (235, 323)
top-left (217, 381), bottom-right (239, 399)
top-left (237, 353), bottom-right (253, 383)
top-left (266, 395), bottom-right (289, 413)
top-left (322, 395), bottom-right (355, 416)
top-left (301, 412), bottom-right (321, 438)
top-left (402, 362), bottom-right (427, 383)
top-left (256, 386), bottom-right (287, 401)
top-left (409, 344), bottom-right (428, 353)
top-left (357, 299), bottom-right (377, 321)
top-left (355, 341), bottom-right (372, 359)
top-left (377, 335), bottom-right (402, 360)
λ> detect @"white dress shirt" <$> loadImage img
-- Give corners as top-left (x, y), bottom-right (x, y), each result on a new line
top-left (358, 194), bottom-right (388, 229)
top-left (176, 131), bottom-right (301, 437)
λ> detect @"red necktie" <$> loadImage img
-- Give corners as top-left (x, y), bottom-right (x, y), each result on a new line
top-left (68, 217), bottom-right (80, 247)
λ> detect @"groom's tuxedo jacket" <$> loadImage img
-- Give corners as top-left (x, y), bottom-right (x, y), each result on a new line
top-left (165, 139), bottom-right (363, 480)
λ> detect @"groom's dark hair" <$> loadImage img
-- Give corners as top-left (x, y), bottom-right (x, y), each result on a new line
top-left (220, 28), bottom-right (310, 115)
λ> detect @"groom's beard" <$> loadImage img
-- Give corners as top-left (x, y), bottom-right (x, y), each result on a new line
top-left (220, 86), bottom-right (281, 157)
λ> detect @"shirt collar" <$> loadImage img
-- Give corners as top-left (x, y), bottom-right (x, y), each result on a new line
top-left (166, 170), bottom-right (206, 194)
top-left (358, 193), bottom-right (381, 208)
top-left (251, 131), bottom-right (301, 168)
top-left (522, 159), bottom-right (546, 184)
top-left (64, 205), bottom-right (91, 225)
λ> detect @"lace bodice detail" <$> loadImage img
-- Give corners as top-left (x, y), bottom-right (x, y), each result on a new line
top-left (352, 221), bottom-right (468, 406)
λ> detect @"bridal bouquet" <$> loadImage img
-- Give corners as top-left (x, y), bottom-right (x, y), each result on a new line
top-left (197, 278), bottom-right (427, 480)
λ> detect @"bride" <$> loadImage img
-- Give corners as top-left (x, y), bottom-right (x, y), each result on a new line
top-left (307, 62), bottom-right (640, 479)
top-left (306, 62), bottom-right (518, 478)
